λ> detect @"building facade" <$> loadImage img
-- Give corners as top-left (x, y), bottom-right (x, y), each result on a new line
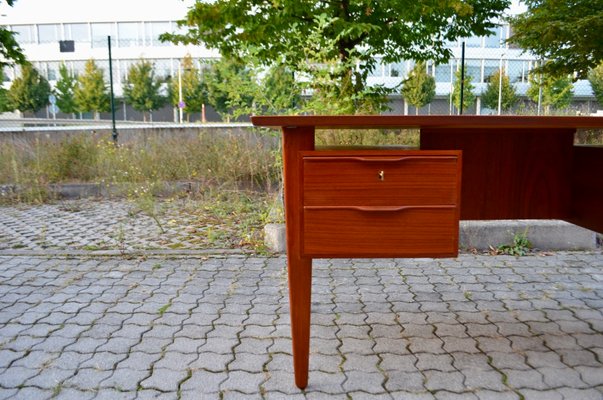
top-left (0, 0), bottom-right (597, 120)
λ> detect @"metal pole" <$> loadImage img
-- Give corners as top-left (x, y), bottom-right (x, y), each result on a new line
top-left (459, 42), bottom-right (465, 115)
top-left (108, 35), bottom-right (118, 144)
top-left (498, 58), bottom-right (503, 115)
top-left (178, 65), bottom-right (183, 124)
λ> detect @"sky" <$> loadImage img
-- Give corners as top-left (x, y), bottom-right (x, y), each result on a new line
top-left (1, 0), bottom-right (197, 24)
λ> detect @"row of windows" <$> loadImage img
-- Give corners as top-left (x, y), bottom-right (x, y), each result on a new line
top-left (370, 58), bottom-right (534, 84)
top-left (2, 57), bottom-right (534, 87)
top-left (11, 22), bottom-right (511, 50)
top-left (10, 21), bottom-right (177, 48)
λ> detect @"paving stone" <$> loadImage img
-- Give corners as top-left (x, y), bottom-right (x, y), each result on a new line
top-left (342, 354), bottom-right (381, 372)
top-left (100, 367), bottom-right (150, 391)
top-left (26, 368), bottom-right (75, 389)
top-left (140, 367), bottom-right (188, 392)
top-left (0, 366), bottom-right (39, 388)
top-left (63, 368), bottom-right (114, 390)
top-left (189, 352), bottom-right (233, 372)
top-left (219, 370), bottom-right (265, 394)
top-left (383, 370), bottom-right (425, 392)
top-left (423, 370), bottom-right (465, 392)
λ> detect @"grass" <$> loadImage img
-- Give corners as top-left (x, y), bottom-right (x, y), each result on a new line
top-left (0, 129), bottom-right (281, 203)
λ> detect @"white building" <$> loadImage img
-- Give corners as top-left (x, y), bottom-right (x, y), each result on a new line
top-left (0, 0), bottom-right (596, 119)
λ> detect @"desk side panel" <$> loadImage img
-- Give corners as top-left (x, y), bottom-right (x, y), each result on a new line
top-left (569, 146), bottom-right (603, 234)
top-left (421, 128), bottom-right (573, 220)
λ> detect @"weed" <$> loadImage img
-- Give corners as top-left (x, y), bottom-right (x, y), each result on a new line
top-left (152, 263), bottom-right (162, 270)
top-left (496, 228), bottom-right (532, 256)
top-left (464, 291), bottom-right (473, 300)
top-left (158, 302), bottom-right (171, 316)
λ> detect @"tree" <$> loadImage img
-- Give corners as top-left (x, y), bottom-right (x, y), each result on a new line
top-left (588, 62), bottom-right (603, 106)
top-left (162, 0), bottom-right (509, 113)
top-left (508, 0), bottom-right (603, 79)
top-left (401, 61), bottom-right (436, 115)
top-left (0, 0), bottom-right (27, 68)
top-left (168, 54), bottom-right (207, 121)
top-left (0, 68), bottom-right (12, 112)
top-left (7, 63), bottom-right (50, 113)
top-left (258, 64), bottom-right (301, 115)
top-left (55, 63), bottom-right (78, 116)
top-left (204, 57), bottom-right (257, 122)
top-left (481, 68), bottom-right (518, 112)
top-left (123, 59), bottom-right (166, 122)
top-left (527, 72), bottom-right (573, 114)
top-left (74, 59), bottom-right (110, 119)
top-left (452, 68), bottom-right (475, 113)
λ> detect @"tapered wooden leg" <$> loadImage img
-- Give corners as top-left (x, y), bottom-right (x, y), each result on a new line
top-left (280, 125), bottom-right (315, 389)
top-left (288, 255), bottom-right (312, 389)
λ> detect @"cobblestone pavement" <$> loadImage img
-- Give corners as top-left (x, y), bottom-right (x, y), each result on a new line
top-left (0, 253), bottom-right (602, 399)
top-left (0, 199), bottom-right (249, 253)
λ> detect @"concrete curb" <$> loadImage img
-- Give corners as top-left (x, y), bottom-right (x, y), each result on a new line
top-left (0, 248), bottom-right (252, 257)
top-left (264, 220), bottom-right (600, 253)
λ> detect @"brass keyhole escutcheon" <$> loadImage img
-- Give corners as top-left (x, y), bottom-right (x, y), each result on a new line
top-left (378, 170), bottom-right (385, 181)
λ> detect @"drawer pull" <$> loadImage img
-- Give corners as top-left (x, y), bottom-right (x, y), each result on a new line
top-left (378, 170), bottom-right (385, 181)
top-left (305, 205), bottom-right (456, 212)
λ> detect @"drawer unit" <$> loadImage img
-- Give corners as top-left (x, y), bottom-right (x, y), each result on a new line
top-left (301, 150), bottom-right (462, 258)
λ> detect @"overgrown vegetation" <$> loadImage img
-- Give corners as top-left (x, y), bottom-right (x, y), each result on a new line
top-left (0, 130), bottom-right (280, 203)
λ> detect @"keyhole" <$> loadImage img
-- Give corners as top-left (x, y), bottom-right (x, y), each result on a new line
top-left (378, 170), bottom-right (385, 181)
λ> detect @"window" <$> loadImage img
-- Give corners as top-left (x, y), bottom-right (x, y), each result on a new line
top-left (465, 59), bottom-right (482, 83)
top-left (37, 24), bottom-right (59, 44)
top-left (435, 64), bottom-right (452, 83)
top-left (144, 22), bottom-right (171, 46)
top-left (389, 62), bottom-right (406, 78)
top-left (118, 22), bottom-right (141, 47)
top-left (65, 23), bottom-right (90, 42)
top-left (484, 27), bottom-right (503, 48)
top-left (483, 64), bottom-right (499, 83)
top-left (91, 23), bottom-right (116, 48)
top-left (508, 60), bottom-right (527, 83)
top-left (369, 58), bottom-right (384, 77)
top-left (11, 25), bottom-right (35, 44)
top-left (464, 36), bottom-right (482, 48)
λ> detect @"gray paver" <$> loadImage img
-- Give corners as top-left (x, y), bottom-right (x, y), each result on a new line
top-left (0, 240), bottom-right (601, 399)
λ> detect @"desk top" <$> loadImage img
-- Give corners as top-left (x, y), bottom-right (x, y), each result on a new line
top-left (251, 115), bottom-right (603, 130)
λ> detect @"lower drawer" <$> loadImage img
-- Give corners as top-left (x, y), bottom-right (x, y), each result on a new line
top-left (303, 206), bottom-right (459, 258)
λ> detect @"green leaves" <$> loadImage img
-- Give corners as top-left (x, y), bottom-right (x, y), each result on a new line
top-left (55, 63), bottom-right (78, 114)
top-left (481, 68), bottom-right (518, 112)
top-left (165, 0), bottom-right (509, 114)
top-left (7, 64), bottom-right (51, 113)
top-left (527, 71), bottom-right (573, 114)
top-left (588, 62), bottom-right (603, 106)
top-left (74, 59), bottom-right (110, 119)
top-left (401, 61), bottom-right (436, 114)
top-left (508, 0), bottom-right (603, 78)
top-left (452, 68), bottom-right (475, 112)
top-left (123, 59), bottom-right (167, 121)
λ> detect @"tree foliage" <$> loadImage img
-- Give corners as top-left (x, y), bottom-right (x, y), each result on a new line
top-left (0, 68), bottom-right (11, 112)
top-left (0, 0), bottom-right (27, 68)
top-left (204, 57), bottom-right (257, 121)
top-left (452, 68), bottom-right (475, 112)
top-left (55, 63), bottom-right (78, 115)
top-left (588, 62), bottom-right (603, 106)
top-left (527, 72), bottom-right (573, 114)
top-left (401, 61), bottom-right (436, 114)
top-left (163, 0), bottom-right (509, 113)
top-left (7, 63), bottom-right (50, 113)
top-left (123, 59), bottom-right (166, 121)
top-left (168, 54), bottom-right (207, 121)
top-left (508, 0), bottom-right (603, 79)
top-left (258, 64), bottom-right (300, 115)
top-left (481, 68), bottom-right (518, 112)
top-left (74, 59), bottom-right (110, 119)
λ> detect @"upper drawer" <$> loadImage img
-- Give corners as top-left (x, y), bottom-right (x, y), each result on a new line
top-left (302, 150), bottom-right (461, 207)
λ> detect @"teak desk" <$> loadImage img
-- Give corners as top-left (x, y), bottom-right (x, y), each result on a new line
top-left (251, 115), bottom-right (603, 389)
